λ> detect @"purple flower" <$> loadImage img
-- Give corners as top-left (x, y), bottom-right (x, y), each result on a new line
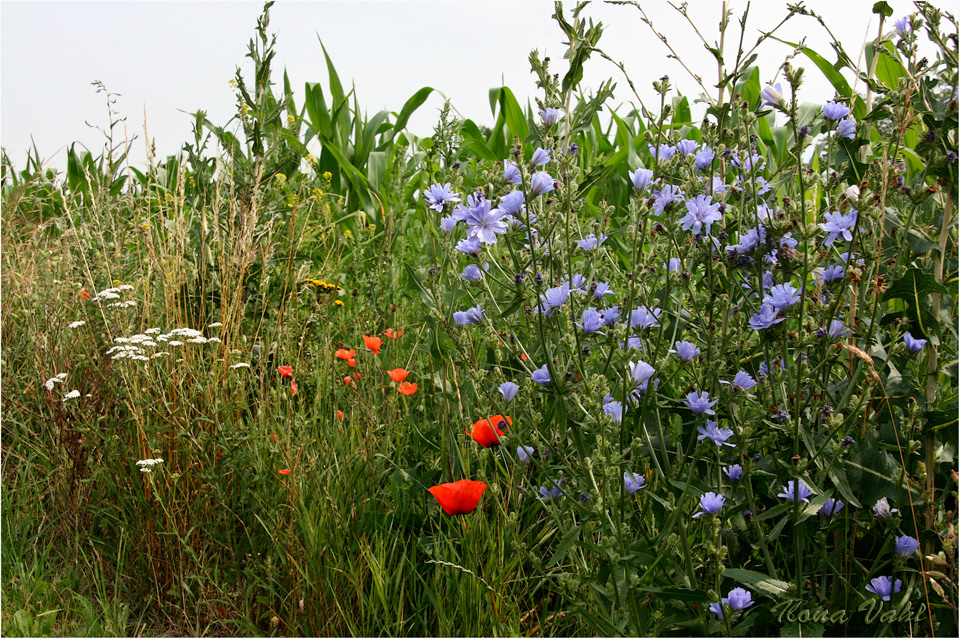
top-left (517, 445), bottom-right (535, 462)
top-left (710, 587), bottom-right (754, 619)
top-left (649, 143), bottom-right (676, 161)
top-left (820, 210), bottom-right (858, 246)
top-left (629, 360), bottom-right (656, 387)
top-left (670, 340), bottom-right (701, 361)
top-left (537, 482), bottom-right (564, 501)
top-left (499, 190), bottom-right (525, 216)
top-left (749, 304), bottom-right (785, 330)
top-left (821, 320), bottom-right (850, 339)
top-left (676, 139), bottom-right (698, 156)
top-left (462, 198), bottom-right (509, 245)
top-left (694, 146), bottom-right (715, 169)
top-left (837, 119), bottom-right (857, 139)
top-left (819, 498), bottom-right (845, 515)
top-left (499, 381), bottom-right (519, 401)
top-left (697, 421), bottom-right (735, 447)
top-left (422, 183), bottom-right (461, 212)
top-left (894, 16), bottom-right (911, 37)
top-left (503, 160), bottom-right (521, 184)
top-left (685, 391), bottom-right (717, 415)
top-left (873, 497), bottom-right (899, 518)
top-left (600, 306), bottom-right (620, 326)
top-left (724, 464), bottom-right (743, 481)
top-left (530, 172), bottom-right (555, 195)
top-left (679, 195), bottom-right (723, 236)
top-left (819, 264), bottom-right (847, 283)
top-left (652, 184), bottom-right (685, 215)
top-left (531, 147), bottom-right (552, 167)
top-left (453, 305), bottom-right (483, 327)
top-left (763, 283), bottom-right (801, 311)
top-left (577, 234), bottom-right (607, 251)
top-left (904, 333), bottom-right (927, 353)
top-left (823, 101), bottom-right (851, 121)
top-left (629, 167), bottom-right (655, 190)
top-left (568, 273), bottom-right (587, 292)
top-left (460, 264), bottom-right (483, 281)
top-left (439, 216), bottom-right (457, 233)
top-left (733, 152), bottom-right (765, 172)
top-left (576, 307), bottom-right (605, 334)
top-left (777, 480), bottom-right (815, 503)
top-left (539, 107), bottom-right (560, 126)
top-left (630, 306), bottom-right (661, 330)
top-left (663, 258), bottom-right (681, 273)
top-left (761, 83), bottom-right (785, 109)
top-left (895, 535), bottom-right (919, 558)
top-left (720, 370), bottom-right (757, 394)
top-left (693, 491), bottom-right (725, 518)
top-left (456, 238), bottom-right (481, 254)
top-left (594, 282), bottom-right (615, 299)
top-left (624, 472), bottom-right (647, 494)
top-left (531, 365), bottom-right (551, 386)
top-left (866, 576), bottom-right (903, 602)
top-left (604, 401), bottom-right (623, 424)
top-left (542, 282), bottom-right (571, 310)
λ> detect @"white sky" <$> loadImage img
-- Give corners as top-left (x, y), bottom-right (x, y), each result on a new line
top-left (1, 0), bottom-right (916, 172)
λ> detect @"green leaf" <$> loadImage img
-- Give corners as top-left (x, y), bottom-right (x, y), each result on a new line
top-left (872, 1), bottom-right (894, 18)
top-left (497, 87), bottom-right (528, 142)
top-left (391, 87), bottom-right (434, 138)
top-left (882, 267), bottom-right (949, 338)
top-left (722, 568), bottom-right (797, 600)
top-left (545, 525), bottom-right (581, 568)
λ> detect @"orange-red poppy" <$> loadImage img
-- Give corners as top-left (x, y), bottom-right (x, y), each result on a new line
top-left (343, 376), bottom-right (352, 386)
top-left (279, 469), bottom-right (291, 475)
top-left (467, 415), bottom-right (513, 447)
top-left (428, 479), bottom-right (487, 515)
top-left (335, 348), bottom-right (356, 361)
top-left (270, 434), bottom-right (278, 442)
top-left (336, 410), bottom-right (344, 420)
top-left (348, 358), bottom-right (357, 367)
top-left (290, 379), bottom-right (298, 395)
top-left (81, 289), bottom-right (91, 299)
top-left (398, 381), bottom-right (417, 396)
top-left (520, 353), bottom-right (528, 361)
top-left (384, 328), bottom-right (404, 339)
top-left (277, 365), bottom-right (293, 378)
top-left (387, 368), bottom-right (410, 383)
top-left (353, 373), bottom-right (362, 380)
top-left (363, 335), bottom-right (383, 354)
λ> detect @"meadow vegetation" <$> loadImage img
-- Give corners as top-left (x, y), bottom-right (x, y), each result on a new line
top-left (1, 1), bottom-right (957, 636)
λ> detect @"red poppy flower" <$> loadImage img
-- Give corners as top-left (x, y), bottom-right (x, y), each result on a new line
top-left (335, 348), bottom-right (356, 361)
top-left (398, 381), bottom-right (417, 396)
top-left (279, 469), bottom-right (291, 476)
top-left (81, 289), bottom-right (91, 299)
top-left (387, 368), bottom-right (410, 383)
top-left (336, 410), bottom-right (344, 420)
top-left (343, 376), bottom-right (352, 386)
top-left (428, 479), bottom-right (487, 515)
top-left (290, 379), bottom-right (298, 395)
top-left (467, 415), bottom-right (512, 447)
top-left (353, 373), bottom-right (362, 380)
top-left (363, 335), bottom-right (383, 354)
top-left (270, 434), bottom-right (278, 442)
top-left (384, 328), bottom-right (404, 339)
top-left (277, 365), bottom-right (293, 378)
top-left (347, 358), bottom-right (357, 367)
top-left (520, 353), bottom-right (527, 361)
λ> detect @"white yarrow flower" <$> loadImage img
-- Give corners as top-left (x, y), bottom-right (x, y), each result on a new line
top-left (62, 390), bottom-right (81, 401)
top-left (67, 321), bottom-right (86, 329)
top-left (207, 322), bottom-right (223, 328)
top-left (145, 328), bottom-right (162, 334)
top-left (232, 362), bottom-right (251, 369)
top-left (167, 340), bottom-right (184, 347)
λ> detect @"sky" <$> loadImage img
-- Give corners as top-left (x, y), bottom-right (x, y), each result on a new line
top-left (1, 0), bottom-right (918, 172)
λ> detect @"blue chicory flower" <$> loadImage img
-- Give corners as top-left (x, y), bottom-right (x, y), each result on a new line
top-left (604, 401), bottom-right (624, 424)
top-left (685, 391), bottom-right (718, 415)
top-left (537, 482), bottom-right (564, 501)
top-left (866, 576), bottom-right (903, 602)
top-left (630, 305), bottom-right (662, 330)
top-left (749, 304), bottom-right (785, 331)
top-left (763, 283), bottom-right (801, 311)
top-left (531, 365), bottom-right (551, 386)
top-left (460, 264), bottom-right (483, 281)
top-left (724, 464), bottom-right (743, 481)
top-left (530, 147), bottom-right (552, 167)
top-left (874, 497), bottom-right (899, 518)
top-left (422, 182), bottom-right (461, 212)
top-left (499, 382), bottom-right (519, 401)
top-left (670, 340), bottom-right (701, 361)
top-left (439, 216), bottom-right (457, 233)
top-left (694, 145), bottom-right (715, 170)
top-left (710, 588), bottom-right (754, 619)
top-left (600, 306), bottom-right (620, 326)
top-left (629, 167), bottom-right (655, 190)
top-left (720, 370), bottom-right (758, 394)
top-left (499, 190), bottom-right (525, 216)
top-left (904, 333), bottom-right (927, 353)
top-left (462, 198), bottom-right (509, 245)
top-left (516, 445), bottom-right (535, 462)
top-left (693, 492), bottom-right (725, 518)
top-left (594, 282), bottom-right (615, 298)
top-left (676, 139), bottom-right (698, 156)
top-left (456, 238), bottom-right (481, 254)
top-left (542, 282), bottom-right (572, 310)
top-left (837, 119), bottom-right (857, 139)
top-left (819, 498), bottom-right (845, 515)
top-left (539, 107), bottom-right (560, 126)
top-left (894, 16), bottom-right (911, 37)
top-left (895, 535), bottom-right (919, 558)
top-left (778, 480), bottom-right (815, 503)
top-left (624, 472), bottom-right (647, 494)
top-left (823, 101), bottom-right (852, 121)
top-left (678, 195), bottom-right (723, 236)
top-left (577, 233), bottom-right (607, 251)
top-left (649, 143), bottom-right (676, 161)
top-left (529, 172), bottom-right (555, 195)
top-left (697, 421), bottom-right (735, 447)
top-left (576, 307), bottom-right (605, 334)
top-left (652, 184), bottom-right (685, 215)
top-left (761, 83), bottom-right (785, 108)
top-left (503, 160), bottom-right (521, 184)
top-left (820, 210), bottom-right (858, 246)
